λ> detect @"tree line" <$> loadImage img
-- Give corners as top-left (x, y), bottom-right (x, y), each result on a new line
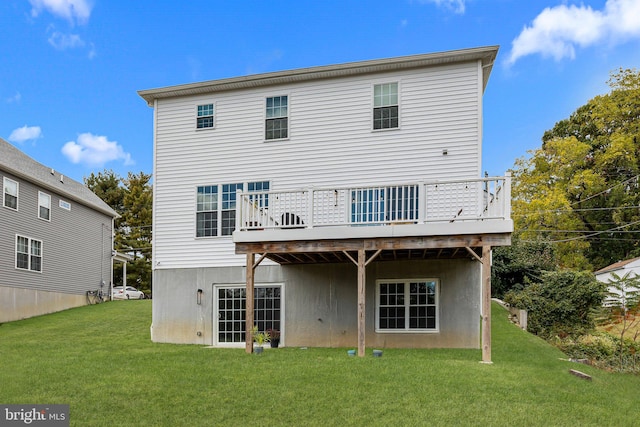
top-left (493, 68), bottom-right (640, 372)
top-left (85, 171), bottom-right (153, 295)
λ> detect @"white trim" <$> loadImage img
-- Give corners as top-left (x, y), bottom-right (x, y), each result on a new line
top-left (375, 278), bottom-right (439, 333)
top-left (371, 80), bottom-right (401, 132)
top-left (195, 102), bottom-right (216, 130)
top-left (15, 234), bottom-right (43, 273)
top-left (212, 282), bottom-right (284, 347)
top-left (38, 191), bottom-right (51, 221)
top-left (3, 177), bottom-right (18, 211)
top-left (59, 199), bottom-right (71, 211)
top-left (264, 94), bottom-right (290, 141)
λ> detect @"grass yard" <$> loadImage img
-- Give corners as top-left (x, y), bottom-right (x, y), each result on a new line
top-left (0, 301), bottom-right (638, 426)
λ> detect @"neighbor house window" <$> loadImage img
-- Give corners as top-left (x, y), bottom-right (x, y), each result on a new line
top-left (197, 103), bottom-right (215, 129)
top-left (3, 177), bottom-right (18, 210)
top-left (38, 192), bottom-right (51, 220)
top-left (196, 181), bottom-right (270, 237)
top-left (16, 235), bottom-right (42, 272)
top-left (265, 96), bottom-right (288, 140)
top-left (373, 82), bottom-right (399, 130)
top-left (376, 279), bottom-right (438, 331)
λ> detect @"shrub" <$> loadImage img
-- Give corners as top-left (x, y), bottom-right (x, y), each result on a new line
top-left (504, 270), bottom-right (606, 339)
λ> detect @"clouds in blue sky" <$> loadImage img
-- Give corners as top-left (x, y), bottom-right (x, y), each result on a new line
top-left (9, 125), bottom-right (42, 143)
top-left (29, 0), bottom-right (95, 58)
top-left (507, 0), bottom-right (640, 65)
top-left (418, 0), bottom-right (466, 14)
top-left (62, 133), bottom-right (133, 167)
top-left (29, 0), bottom-right (92, 25)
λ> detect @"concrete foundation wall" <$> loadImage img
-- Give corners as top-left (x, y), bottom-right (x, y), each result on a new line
top-left (151, 258), bottom-right (481, 349)
top-left (0, 286), bottom-right (87, 323)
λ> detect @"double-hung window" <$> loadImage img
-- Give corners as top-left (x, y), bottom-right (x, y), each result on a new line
top-left (3, 177), bottom-right (18, 210)
top-left (38, 192), bottom-right (51, 220)
top-left (16, 235), bottom-right (42, 272)
top-left (373, 82), bottom-right (399, 130)
top-left (376, 279), bottom-right (438, 331)
top-left (196, 186), bottom-right (218, 237)
top-left (197, 103), bottom-right (215, 129)
top-left (196, 181), bottom-right (270, 237)
top-left (265, 96), bottom-right (288, 140)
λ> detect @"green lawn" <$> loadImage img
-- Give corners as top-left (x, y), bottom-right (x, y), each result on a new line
top-left (0, 301), bottom-right (637, 426)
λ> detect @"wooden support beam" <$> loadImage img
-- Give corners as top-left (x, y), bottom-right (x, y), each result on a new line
top-left (481, 245), bottom-right (492, 364)
top-left (365, 249), bottom-right (382, 266)
top-left (235, 233), bottom-right (512, 254)
top-left (245, 252), bottom-right (255, 354)
top-left (357, 248), bottom-right (366, 357)
top-left (465, 246), bottom-right (482, 263)
top-left (253, 253), bottom-right (267, 269)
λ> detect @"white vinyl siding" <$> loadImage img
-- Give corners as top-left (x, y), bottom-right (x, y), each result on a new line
top-left (153, 61), bottom-right (483, 267)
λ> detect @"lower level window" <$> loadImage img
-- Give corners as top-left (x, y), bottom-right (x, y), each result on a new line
top-left (16, 235), bottom-right (42, 272)
top-left (217, 285), bottom-right (281, 344)
top-left (376, 279), bottom-right (438, 331)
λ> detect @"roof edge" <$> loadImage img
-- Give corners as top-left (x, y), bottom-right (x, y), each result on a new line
top-left (138, 45), bottom-right (499, 106)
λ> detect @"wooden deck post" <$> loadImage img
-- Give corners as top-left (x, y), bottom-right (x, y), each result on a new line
top-left (481, 245), bottom-right (492, 364)
top-left (245, 252), bottom-right (255, 354)
top-left (357, 248), bottom-right (366, 357)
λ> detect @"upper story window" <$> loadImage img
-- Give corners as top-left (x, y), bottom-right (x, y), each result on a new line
top-left (38, 192), bottom-right (51, 221)
top-left (376, 279), bottom-right (438, 332)
top-left (265, 96), bottom-right (288, 140)
top-left (59, 200), bottom-right (71, 211)
top-left (196, 181), bottom-right (270, 237)
top-left (197, 103), bottom-right (215, 129)
top-left (16, 235), bottom-right (42, 272)
top-left (373, 82), bottom-right (399, 130)
top-left (3, 177), bottom-right (18, 210)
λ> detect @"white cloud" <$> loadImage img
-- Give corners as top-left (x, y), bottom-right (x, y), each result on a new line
top-left (62, 133), bottom-right (133, 167)
top-left (8, 125), bottom-right (42, 143)
top-left (507, 0), bottom-right (640, 65)
top-left (29, 0), bottom-right (92, 25)
top-left (6, 92), bottom-right (22, 103)
top-left (48, 31), bottom-right (85, 50)
top-left (417, 0), bottom-right (466, 14)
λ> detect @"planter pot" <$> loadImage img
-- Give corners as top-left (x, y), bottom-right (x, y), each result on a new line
top-left (270, 338), bottom-right (280, 348)
top-left (254, 346), bottom-right (264, 354)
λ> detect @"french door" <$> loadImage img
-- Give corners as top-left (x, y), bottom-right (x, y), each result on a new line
top-left (215, 285), bottom-right (282, 345)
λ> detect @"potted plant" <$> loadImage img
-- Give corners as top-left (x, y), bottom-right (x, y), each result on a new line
top-left (267, 328), bottom-right (280, 348)
top-left (252, 325), bottom-right (269, 354)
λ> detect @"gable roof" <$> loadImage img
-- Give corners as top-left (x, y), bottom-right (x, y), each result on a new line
top-left (594, 256), bottom-right (640, 275)
top-left (138, 45), bottom-right (499, 107)
top-left (0, 138), bottom-right (117, 218)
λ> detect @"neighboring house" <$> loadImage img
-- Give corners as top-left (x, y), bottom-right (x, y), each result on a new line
top-left (138, 45), bottom-right (512, 360)
top-left (595, 257), bottom-right (640, 307)
top-left (0, 138), bottom-right (118, 322)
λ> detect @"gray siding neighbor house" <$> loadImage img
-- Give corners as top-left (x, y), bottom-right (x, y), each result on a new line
top-left (139, 46), bottom-right (512, 360)
top-left (0, 138), bottom-right (118, 322)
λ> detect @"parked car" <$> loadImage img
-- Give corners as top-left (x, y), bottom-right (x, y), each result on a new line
top-left (112, 286), bottom-right (145, 300)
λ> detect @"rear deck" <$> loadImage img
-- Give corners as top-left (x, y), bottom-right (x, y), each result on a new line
top-left (232, 175), bottom-right (513, 359)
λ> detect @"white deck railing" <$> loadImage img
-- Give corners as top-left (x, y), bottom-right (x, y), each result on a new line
top-left (236, 174), bottom-right (511, 231)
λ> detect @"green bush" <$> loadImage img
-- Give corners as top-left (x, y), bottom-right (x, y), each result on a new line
top-left (504, 270), bottom-right (606, 339)
top-left (556, 333), bottom-right (640, 374)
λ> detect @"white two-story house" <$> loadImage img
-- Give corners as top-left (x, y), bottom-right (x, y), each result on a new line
top-left (138, 45), bottom-right (512, 360)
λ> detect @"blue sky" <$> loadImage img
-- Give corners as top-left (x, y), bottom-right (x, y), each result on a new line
top-left (2, 0), bottom-right (640, 183)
